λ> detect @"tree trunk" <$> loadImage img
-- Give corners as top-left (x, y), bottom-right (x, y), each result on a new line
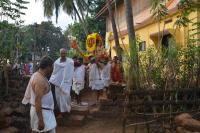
top-left (123, 0), bottom-right (140, 132)
top-left (72, 2), bottom-right (88, 36)
top-left (124, 0), bottom-right (139, 90)
top-left (107, 0), bottom-right (122, 59)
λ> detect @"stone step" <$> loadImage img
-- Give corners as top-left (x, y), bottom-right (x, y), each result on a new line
top-left (99, 98), bottom-right (113, 106)
top-left (99, 105), bottom-right (123, 112)
top-left (99, 97), bottom-right (125, 107)
top-left (71, 104), bottom-right (89, 116)
top-left (107, 93), bottom-right (125, 100)
top-left (0, 127), bottom-right (19, 133)
top-left (90, 110), bottom-right (121, 118)
top-left (57, 114), bottom-right (86, 127)
top-left (64, 115), bottom-right (86, 127)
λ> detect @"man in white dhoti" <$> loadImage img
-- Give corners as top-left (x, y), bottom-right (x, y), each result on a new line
top-left (72, 57), bottom-right (85, 104)
top-left (49, 48), bottom-right (74, 116)
top-left (102, 57), bottom-right (112, 89)
top-left (22, 56), bottom-right (56, 133)
top-left (89, 58), bottom-right (105, 102)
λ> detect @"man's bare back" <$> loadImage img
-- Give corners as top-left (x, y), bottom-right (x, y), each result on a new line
top-left (31, 72), bottom-right (50, 95)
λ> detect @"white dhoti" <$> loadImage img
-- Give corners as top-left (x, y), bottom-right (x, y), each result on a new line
top-left (72, 65), bottom-right (85, 95)
top-left (89, 81), bottom-right (94, 88)
top-left (55, 86), bottom-right (71, 113)
top-left (30, 106), bottom-right (56, 133)
top-left (90, 64), bottom-right (105, 91)
top-left (103, 80), bottom-right (110, 87)
top-left (92, 79), bottom-right (105, 90)
top-left (72, 83), bottom-right (84, 95)
top-left (102, 63), bottom-right (111, 87)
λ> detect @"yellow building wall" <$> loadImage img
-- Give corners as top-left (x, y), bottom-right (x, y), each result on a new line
top-left (109, 11), bottom-right (199, 58)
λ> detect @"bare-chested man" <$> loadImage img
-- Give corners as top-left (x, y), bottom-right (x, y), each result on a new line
top-left (22, 56), bottom-right (56, 133)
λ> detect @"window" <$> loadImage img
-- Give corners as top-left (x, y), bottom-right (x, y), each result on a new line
top-left (139, 41), bottom-right (146, 51)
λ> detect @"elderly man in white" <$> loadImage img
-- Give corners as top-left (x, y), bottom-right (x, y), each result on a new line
top-left (49, 48), bottom-right (74, 116)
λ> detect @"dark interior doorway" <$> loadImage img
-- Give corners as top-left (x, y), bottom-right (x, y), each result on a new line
top-left (162, 34), bottom-right (172, 48)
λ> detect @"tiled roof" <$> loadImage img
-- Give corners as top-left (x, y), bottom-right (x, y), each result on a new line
top-left (95, 0), bottom-right (179, 21)
top-left (103, 0), bottom-right (180, 41)
top-left (134, 0), bottom-right (179, 28)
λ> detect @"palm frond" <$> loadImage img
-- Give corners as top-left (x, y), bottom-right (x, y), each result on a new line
top-left (43, 0), bottom-right (54, 18)
top-left (54, 0), bottom-right (62, 23)
top-left (63, 0), bottom-right (73, 15)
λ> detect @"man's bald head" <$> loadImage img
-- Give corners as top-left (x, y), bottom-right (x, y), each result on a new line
top-left (60, 48), bottom-right (67, 60)
top-left (60, 48), bottom-right (67, 53)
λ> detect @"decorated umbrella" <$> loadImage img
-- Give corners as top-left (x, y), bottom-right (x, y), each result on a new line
top-left (71, 33), bottom-right (109, 63)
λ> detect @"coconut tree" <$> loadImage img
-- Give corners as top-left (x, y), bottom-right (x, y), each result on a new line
top-left (124, 0), bottom-right (139, 90)
top-left (106, 0), bottom-right (122, 59)
top-left (123, 0), bottom-right (139, 132)
top-left (38, 0), bottom-right (89, 35)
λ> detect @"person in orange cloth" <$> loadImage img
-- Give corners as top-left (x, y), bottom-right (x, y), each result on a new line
top-left (111, 56), bottom-right (124, 83)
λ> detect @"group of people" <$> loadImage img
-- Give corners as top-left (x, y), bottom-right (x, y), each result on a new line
top-left (22, 48), bottom-right (124, 133)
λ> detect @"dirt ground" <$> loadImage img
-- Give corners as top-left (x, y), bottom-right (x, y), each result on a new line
top-left (57, 118), bottom-right (123, 133)
top-left (56, 118), bottom-right (148, 133)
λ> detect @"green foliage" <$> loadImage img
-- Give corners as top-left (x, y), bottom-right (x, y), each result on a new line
top-left (0, 21), bottom-right (19, 69)
top-left (39, 0), bottom-right (88, 23)
top-left (65, 0), bottom-right (106, 51)
top-left (0, 0), bottom-right (28, 70)
top-left (139, 36), bottom-right (200, 90)
top-left (178, 44), bottom-right (200, 88)
top-left (0, 0), bottom-right (29, 24)
top-left (139, 46), bottom-right (164, 89)
top-left (67, 50), bottom-right (78, 58)
top-left (65, 16), bottom-right (106, 50)
top-left (174, 0), bottom-right (200, 28)
top-left (65, 21), bottom-right (86, 50)
top-left (150, 0), bottom-right (168, 21)
top-left (140, 0), bottom-right (200, 90)
top-left (22, 21), bottom-right (69, 60)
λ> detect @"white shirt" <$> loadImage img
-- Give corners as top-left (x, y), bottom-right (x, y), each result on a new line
top-left (49, 57), bottom-right (74, 94)
top-left (73, 65), bottom-right (85, 84)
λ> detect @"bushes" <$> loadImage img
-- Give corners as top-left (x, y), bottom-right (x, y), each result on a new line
top-left (138, 38), bottom-right (200, 90)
